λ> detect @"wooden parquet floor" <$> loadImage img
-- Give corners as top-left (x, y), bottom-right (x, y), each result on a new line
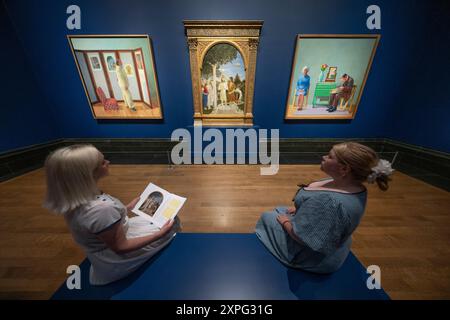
top-left (0, 165), bottom-right (449, 299)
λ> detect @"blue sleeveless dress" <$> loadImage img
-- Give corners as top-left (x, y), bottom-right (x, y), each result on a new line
top-left (296, 75), bottom-right (311, 96)
top-left (255, 182), bottom-right (367, 273)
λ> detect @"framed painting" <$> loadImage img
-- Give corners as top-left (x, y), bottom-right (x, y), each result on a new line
top-left (325, 66), bottom-right (337, 82)
top-left (105, 54), bottom-right (116, 72)
top-left (285, 34), bottom-right (380, 120)
top-left (89, 56), bottom-right (102, 70)
top-left (184, 20), bottom-right (263, 126)
top-left (67, 35), bottom-right (163, 119)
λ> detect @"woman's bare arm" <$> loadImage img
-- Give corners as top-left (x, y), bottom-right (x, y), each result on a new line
top-left (126, 197), bottom-right (140, 212)
top-left (282, 221), bottom-right (303, 244)
top-left (277, 214), bottom-right (303, 244)
top-left (97, 219), bottom-right (174, 254)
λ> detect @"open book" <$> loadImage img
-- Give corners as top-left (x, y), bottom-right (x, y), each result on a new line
top-left (131, 183), bottom-right (186, 228)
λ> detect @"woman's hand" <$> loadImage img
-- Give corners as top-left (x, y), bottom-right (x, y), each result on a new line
top-left (126, 197), bottom-right (141, 211)
top-left (286, 207), bottom-right (296, 215)
top-left (159, 219), bottom-right (175, 236)
top-left (278, 214), bottom-right (302, 244)
top-left (97, 218), bottom-right (175, 255)
top-left (277, 214), bottom-right (290, 227)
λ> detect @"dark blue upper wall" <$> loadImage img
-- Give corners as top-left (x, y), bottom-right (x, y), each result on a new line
top-left (0, 3), bottom-right (60, 153)
top-left (385, 0), bottom-right (450, 153)
top-left (3, 0), bottom-right (449, 152)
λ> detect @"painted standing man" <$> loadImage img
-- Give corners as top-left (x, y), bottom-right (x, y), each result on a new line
top-left (206, 79), bottom-right (215, 110)
top-left (115, 59), bottom-right (136, 111)
top-left (227, 77), bottom-right (236, 103)
top-left (218, 75), bottom-right (228, 107)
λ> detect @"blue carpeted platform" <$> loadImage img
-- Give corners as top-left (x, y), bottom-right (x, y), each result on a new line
top-left (52, 233), bottom-right (389, 300)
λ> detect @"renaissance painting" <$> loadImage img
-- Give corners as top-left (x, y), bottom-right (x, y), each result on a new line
top-left (138, 191), bottom-right (164, 217)
top-left (67, 35), bottom-right (162, 119)
top-left (201, 43), bottom-right (245, 116)
top-left (184, 20), bottom-right (263, 126)
top-left (285, 35), bottom-right (380, 120)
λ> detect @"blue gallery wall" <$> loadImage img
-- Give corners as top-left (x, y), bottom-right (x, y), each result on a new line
top-left (384, 1), bottom-right (450, 153)
top-left (2, 0), bottom-right (449, 153)
top-left (0, 4), bottom-right (60, 153)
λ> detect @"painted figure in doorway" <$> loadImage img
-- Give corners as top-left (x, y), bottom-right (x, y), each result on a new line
top-left (115, 59), bottom-right (136, 111)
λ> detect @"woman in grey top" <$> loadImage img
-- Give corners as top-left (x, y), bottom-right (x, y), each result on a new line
top-left (256, 142), bottom-right (394, 273)
top-left (44, 144), bottom-right (180, 285)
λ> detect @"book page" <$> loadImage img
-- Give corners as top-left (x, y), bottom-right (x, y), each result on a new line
top-left (131, 183), bottom-right (186, 228)
top-left (151, 194), bottom-right (186, 228)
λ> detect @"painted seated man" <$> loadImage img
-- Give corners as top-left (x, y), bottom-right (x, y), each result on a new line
top-left (327, 74), bottom-right (354, 113)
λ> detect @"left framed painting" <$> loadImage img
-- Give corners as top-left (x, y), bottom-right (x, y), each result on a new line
top-left (67, 35), bottom-right (163, 119)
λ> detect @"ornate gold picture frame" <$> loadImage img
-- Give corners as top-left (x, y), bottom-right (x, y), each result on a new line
top-left (184, 20), bottom-right (263, 126)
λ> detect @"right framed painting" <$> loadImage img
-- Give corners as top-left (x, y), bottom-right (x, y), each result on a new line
top-left (285, 34), bottom-right (380, 120)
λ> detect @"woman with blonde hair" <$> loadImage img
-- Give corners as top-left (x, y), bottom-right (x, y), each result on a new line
top-left (255, 142), bottom-right (394, 273)
top-left (44, 144), bottom-right (180, 285)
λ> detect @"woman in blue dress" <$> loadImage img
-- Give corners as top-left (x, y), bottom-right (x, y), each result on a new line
top-left (295, 66), bottom-right (311, 111)
top-left (255, 142), bottom-right (394, 273)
